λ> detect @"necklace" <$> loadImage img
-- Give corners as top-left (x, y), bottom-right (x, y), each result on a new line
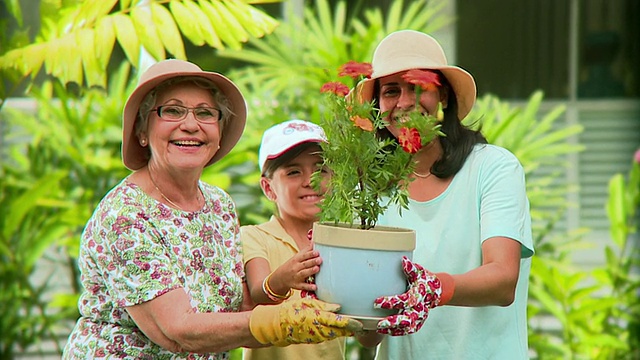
top-left (412, 170), bottom-right (433, 179)
top-left (148, 169), bottom-right (199, 211)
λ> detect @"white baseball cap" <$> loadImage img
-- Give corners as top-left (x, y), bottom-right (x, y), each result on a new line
top-left (258, 119), bottom-right (327, 172)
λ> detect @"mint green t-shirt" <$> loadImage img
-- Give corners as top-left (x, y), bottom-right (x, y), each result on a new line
top-left (376, 144), bottom-right (534, 360)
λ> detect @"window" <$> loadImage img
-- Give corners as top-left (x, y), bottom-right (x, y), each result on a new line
top-left (457, 0), bottom-right (640, 100)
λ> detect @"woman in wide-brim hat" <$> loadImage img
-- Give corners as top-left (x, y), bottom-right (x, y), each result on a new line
top-left (63, 59), bottom-right (361, 359)
top-left (354, 30), bottom-right (535, 360)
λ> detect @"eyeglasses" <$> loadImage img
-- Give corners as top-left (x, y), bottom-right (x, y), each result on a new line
top-left (151, 105), bottom-right (222, 124)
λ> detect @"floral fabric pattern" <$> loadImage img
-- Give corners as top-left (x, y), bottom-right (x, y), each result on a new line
top-left (63, 179), bottom-right (244, 359)
top-left (374, 256), bottom-right (442, 336)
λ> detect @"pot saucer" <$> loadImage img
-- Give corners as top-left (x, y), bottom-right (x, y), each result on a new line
top-left (345, 315), bottom-right (382, 331)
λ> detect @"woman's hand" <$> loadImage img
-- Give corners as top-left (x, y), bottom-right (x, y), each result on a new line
top-left (249, 298), bottom-right (363, 346)
top-left (373, 256), bottom-right (451, 336)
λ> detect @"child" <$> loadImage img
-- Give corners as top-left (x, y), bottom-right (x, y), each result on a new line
top-left (241, 119), bottom-right (347, 360)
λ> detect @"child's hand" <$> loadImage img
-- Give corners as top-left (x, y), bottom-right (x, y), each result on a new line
top-left (272, 241), bottom-right (322, 295)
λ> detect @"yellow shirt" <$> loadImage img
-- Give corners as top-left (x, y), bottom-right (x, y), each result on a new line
top-left (241, 216), bottom-right (346, 360)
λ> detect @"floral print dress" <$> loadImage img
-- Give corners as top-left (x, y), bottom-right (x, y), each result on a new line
top-left (63, 179), bottom-right (244, 359)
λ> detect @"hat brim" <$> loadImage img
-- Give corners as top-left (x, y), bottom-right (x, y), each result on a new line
top-left (356, 66), bottom-right (476, 121)
top-left (122, 69), bottom-right (247, 171)
top-left (263, 139), bottom-right (325, 163)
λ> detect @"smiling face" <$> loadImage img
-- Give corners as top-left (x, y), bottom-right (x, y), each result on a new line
top-left (261, 144), bottom-right (328, 224)
top-left (378, 70), bottom-right (447, 139)
top-left (140, 82), bottom-right (222, 174)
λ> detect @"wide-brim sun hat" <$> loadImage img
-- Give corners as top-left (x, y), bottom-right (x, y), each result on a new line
top-left (356, 30), bottom-right (477, 120)
top-left (258, 119), bottom-right (327, 173)
top-left (122, 59), bottom-right (247, 170)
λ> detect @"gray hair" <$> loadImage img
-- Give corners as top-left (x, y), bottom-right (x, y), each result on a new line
top-left (135, 77), bottom-right (234, 137)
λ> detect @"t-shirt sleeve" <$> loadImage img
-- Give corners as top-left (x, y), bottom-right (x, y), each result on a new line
top-left (240, 225), bottom-right (270, 265)
top-left (84, 190), bottom-right (182, 308)
top-left (478, 148), bottom-right (535, 258)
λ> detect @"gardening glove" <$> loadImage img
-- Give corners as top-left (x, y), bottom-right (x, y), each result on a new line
top-left (301, 229), bottom-right (318, 299)
top-left (249, 298), bottom-right (363, 346)
top-left (300, 277), bottom-right (318, 299)
top-left (373, 256), bottom-right (455, 336)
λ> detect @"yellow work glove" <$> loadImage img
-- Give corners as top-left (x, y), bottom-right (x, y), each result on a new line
top-left (249, 298), bottom-right (363, 346)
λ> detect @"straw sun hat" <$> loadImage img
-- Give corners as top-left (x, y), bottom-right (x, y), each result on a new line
top-left (357, 30), bottom-right (477, 120)
top-left (122, 59), bottom-right (247, 170)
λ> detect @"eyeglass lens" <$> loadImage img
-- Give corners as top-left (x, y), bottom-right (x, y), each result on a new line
top-left (155, 105), bottom-right (221, 123)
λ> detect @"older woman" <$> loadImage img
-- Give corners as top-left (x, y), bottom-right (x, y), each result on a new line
top-left (62, 60), bottom-right (361, 359)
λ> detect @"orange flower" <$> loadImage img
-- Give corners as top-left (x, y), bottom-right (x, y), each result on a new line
top-left (321, 81), bottom-right (350, 97)
top-left (398, 128), bottom-right (422, 154)
top-left (402, 70), bottom-right (441, 91)
top-left (351, 115), bottom-right (374, 132)
top-left (338, 61), bottom-right (373, 80)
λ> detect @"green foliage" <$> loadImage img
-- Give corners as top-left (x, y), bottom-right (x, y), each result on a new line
top-left (229, 347), bottom-right (242, 360)
top-left (316, 90), bottom-right (409, 229)
top-left (0, 63), bottom-right (133, 356)
top-left (1, 0), bottom-right (637, 358)
top-left (0, 169), bottom-right (73, 357)
top-left (601, 154), bottom-right (640, 358)
top-left (220, 0), bottom-right (450, 118)
top-left (0, 0), bottom-right (279, 93)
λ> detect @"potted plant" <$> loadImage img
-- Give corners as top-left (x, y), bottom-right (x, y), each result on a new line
top-left (311, 61), bottom-right (443, 326)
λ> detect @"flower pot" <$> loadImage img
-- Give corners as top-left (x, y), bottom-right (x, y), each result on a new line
top-left (312, 222), bottom-right (415, 329)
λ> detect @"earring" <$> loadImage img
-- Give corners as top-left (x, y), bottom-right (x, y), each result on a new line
top-left (140, 138), bottom-right (147, 146)
top-left (437, 102), bottom-right (445, 121)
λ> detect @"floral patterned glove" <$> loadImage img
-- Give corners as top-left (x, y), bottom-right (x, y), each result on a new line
top-left (301, 229), bottom-right (318, 299)
top-left (300, 277), bottom-right (318, 299)
top-left (373, 256), bottom-right (454, 336)
top-left (249, 298), bottom-right (363, 346)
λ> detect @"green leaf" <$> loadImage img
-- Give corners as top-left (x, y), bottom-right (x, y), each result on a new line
top-left (131, 6), bottom-right (166, 61)
top-left (151, 3), bottom-right (186, 59)
top-left (23, 221), bottom-right (68, 271)
top-left (606, 174), bottom-right (627, 246)
top-left (112, 13), bottom-right (140, 65)
top-left (94, 16), bottom-right (116, 70)
top-left (48, 35), bottom-right (83, 85)
top-left (202, 1), bottom-right (245, 50)
top-left (77, 29), bottom-right (105, 88)
top-left (76, 0), bottom-right (118, 26)
top-left (1, 172), bottom-right (66, 241)
top-left (224, 0), bottom-right (278, 38)
top-left (183, 0), bottom-right (222, 48)
top-left (21, 43), bottom-right (47, 78)
top-left (119, 0), bottom-right (132, 11)
top-left (6, 0), bottom-right (24, 27)
top-left (170, 0), bottom-right (205, 46)
top-left (529, 284), bottom-right (567, 325)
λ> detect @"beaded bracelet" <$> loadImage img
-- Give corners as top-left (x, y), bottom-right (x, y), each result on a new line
top-left (262, 272), bottom-right (293, 302)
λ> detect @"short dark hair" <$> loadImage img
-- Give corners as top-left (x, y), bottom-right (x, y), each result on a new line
top-left (262, 142), bottom-right (323, 178)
